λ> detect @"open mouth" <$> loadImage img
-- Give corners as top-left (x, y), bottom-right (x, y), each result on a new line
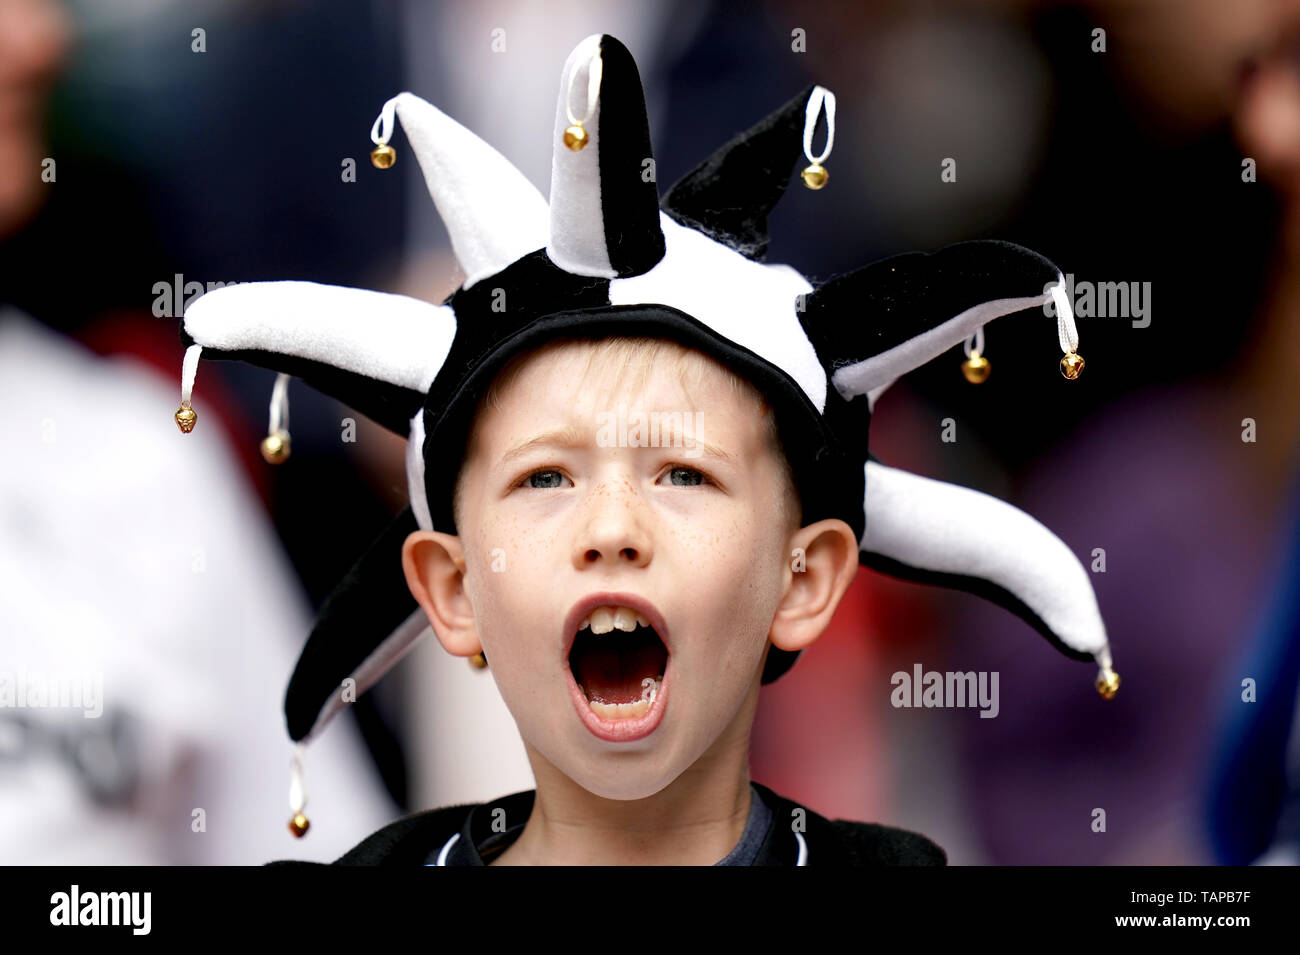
top-left (568, 606), bottom-right (669, 722)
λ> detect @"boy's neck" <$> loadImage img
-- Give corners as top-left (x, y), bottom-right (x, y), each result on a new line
top-left (492, 716), bottom-right (756, 866)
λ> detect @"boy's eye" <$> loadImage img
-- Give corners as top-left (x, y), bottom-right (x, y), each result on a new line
top-left (516, 465), bottom-right (711, 489)
top-left (662, 466), bottom-right (706, 487)
top-left (522, 468), bottom-right (568, 489)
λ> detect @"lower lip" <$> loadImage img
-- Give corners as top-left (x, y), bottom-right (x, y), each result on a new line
top-left (566, 659), bottom-right (671, 743)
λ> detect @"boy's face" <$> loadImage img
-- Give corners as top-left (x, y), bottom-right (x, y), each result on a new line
top-left (407, 340), bottom-right (849, 801)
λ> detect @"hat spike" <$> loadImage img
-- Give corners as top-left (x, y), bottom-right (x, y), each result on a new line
top-left (860, 458), bottom-right (1116, 696)
top-left (661, 85), bottom-right (819, 261)
top-left (369, 91), bottom-right (549, 289)
top-left (547, 34), bottom-right (665, 278)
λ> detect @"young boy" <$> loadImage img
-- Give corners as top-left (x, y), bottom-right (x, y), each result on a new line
top-left (394, 333), bottom-right (883, 865)
top-left (174, 34), bottom-right (1117, 866)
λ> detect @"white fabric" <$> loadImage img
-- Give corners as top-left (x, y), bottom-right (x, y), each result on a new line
top-left (379, 92), bottom-right (550, 289)
top-left (407, 409), bottom-right (433, 533)
top-left (546, 33), bottom-right (616, 279)
top-left (1050, 273), bottom-right (1079, 353)
top-left (268, 372), bottom-right (290, 436)
top-left (0, 311), bottom-right (393, 863)
top-left (183, 280), bottom-right (455, 394)
top-left (610, 214), bottom-right (827, 413)
top-left (180, 343), bottom-right (202, 405)
top-left (803, 86), bottom-right (836, 165)
top-left (831, 290), bottom-right (1050, 401)
top-left (861, 459), bottom-right (1109, 659)
top-left (565, 42), bottom-right (603, 127)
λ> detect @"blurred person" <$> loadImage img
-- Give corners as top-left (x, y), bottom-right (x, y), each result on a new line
top-left (950, 0), bottom-right (1300, 864)
top-left (0, 0), bottom-right (394, 863)
top-left (1207, 21), bottom-right (1300, 866)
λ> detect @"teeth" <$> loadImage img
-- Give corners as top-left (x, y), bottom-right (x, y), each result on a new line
top-left (580, 605), bottom-right (651, 636)
top-left (589, 698), bottom-right (651, 720)
top-left (587, 677), bottom-right (661, 721)
top-left (584, 677), bottom-right (660, 721)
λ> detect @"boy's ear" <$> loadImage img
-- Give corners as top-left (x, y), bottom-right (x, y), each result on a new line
top-left (402, 530), bottom-right (481, 658)
top-left (769, 518), bottom-right (860, 655)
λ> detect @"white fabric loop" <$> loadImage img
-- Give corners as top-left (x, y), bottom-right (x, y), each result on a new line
top-left (268, 372), bottom-right (291, 435)
top-left (1050, 277), bottom-right (1079, 353)
top-left (371, 95), bottom-right (399, 146)
top-left (963, 326), bottom-right (985, 358)
top-left (565, 49), bottom-right (603, 127)
top-left (288, 744), bottom-right (307, 813)
top-left (803, 86), bottom-right (836, 165)
top-left (180, 343), bottom-right (202, 404)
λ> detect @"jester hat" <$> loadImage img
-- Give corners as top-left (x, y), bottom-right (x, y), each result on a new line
top-left (174, 34), bottom-right (1117, 755)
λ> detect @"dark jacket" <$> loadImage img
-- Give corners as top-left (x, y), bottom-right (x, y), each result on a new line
top-left (270, 782), bottom-right (947, 866)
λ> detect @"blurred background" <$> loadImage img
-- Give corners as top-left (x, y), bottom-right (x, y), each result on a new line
top-left (2, 0), bottom-right (1298, 864)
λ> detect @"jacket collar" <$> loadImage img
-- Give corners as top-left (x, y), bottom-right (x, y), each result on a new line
top-left (430, 783), bottom-right (808, 866)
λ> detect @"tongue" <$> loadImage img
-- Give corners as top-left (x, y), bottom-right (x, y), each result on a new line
top-left (572, 629), bottom-right (665, 704)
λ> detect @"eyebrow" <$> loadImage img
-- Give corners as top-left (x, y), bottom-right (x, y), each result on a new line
top-left (498, 422), bottom-right (738, 466)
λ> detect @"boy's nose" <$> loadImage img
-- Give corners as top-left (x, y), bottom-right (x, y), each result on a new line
top-left (572, 478), bottom-right (653, 569)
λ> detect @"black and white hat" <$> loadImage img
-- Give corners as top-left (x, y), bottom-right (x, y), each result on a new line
top-left (174, 34), bottom-right (1117, 797)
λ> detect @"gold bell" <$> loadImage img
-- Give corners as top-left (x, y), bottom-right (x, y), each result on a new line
top-left (174, 401), bottom-right (197, 434)
top-left (260, 431), bottom-right (291, 464)
top-left (370, 144), bottom-right (396, 169)
top-left (563, 125), bottom-right (589, 151)
top-left (469, 652), bottom-right (488, 670)
top-left (288, 812), bottom-right (310, 838)
top-left (962, 351), bottom-right (991, 384)
top-left (1096, 670), bottom-right (1121, 700)
top-left (801, 163), bottom-right (828, 190)
top-left (1060, 351), bottom-right (1085, 379)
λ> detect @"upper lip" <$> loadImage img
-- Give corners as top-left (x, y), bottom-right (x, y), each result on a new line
top-left (561, 591), bottom-right (672, 661)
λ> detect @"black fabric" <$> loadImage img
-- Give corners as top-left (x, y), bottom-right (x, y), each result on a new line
top-left (177, 325), bottom-right (426, 437)
top-left (594, 35), bottom-right (666, 277)
top-left (266, 781), bottom-right (946, 866)
top-left (285, 505), bottom-right (421, 742)
top-left (661, 86), bottom-right (813, 262)
top-left (799, 239), bottom-right (1060, 369)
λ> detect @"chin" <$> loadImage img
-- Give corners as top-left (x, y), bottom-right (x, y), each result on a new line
top-left (563, 759), bottom-right (682, 802)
